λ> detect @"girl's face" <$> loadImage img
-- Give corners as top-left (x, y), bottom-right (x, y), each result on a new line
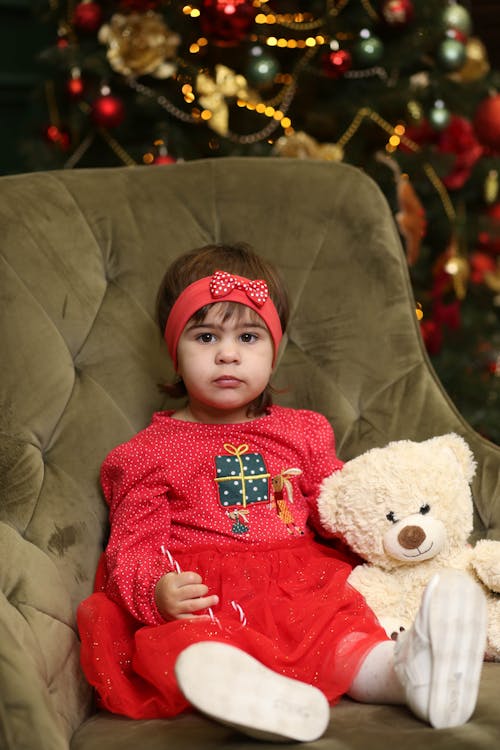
top-left (176, 303), bottom-right (274, 423)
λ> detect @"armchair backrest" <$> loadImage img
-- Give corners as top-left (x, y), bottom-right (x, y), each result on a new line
top-left (1, 157), bottom-right (499, 748)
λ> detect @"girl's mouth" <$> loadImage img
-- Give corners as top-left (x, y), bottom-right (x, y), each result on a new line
top-left (215, 376), bottom-right (242, 387)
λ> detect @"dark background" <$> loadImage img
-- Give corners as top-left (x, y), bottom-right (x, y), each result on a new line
top-left (0, 1), bottom-right (499, 176)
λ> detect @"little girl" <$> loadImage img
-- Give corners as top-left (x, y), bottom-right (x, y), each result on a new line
top-left (77, 243), bottom-right (487, 742)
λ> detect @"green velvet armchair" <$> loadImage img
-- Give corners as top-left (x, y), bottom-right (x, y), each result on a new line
top-left (1, 157), bottom-right (499, 750)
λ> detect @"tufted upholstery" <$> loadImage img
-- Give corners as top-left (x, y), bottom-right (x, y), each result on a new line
top-left (1, 157), bottom-right (499, 750)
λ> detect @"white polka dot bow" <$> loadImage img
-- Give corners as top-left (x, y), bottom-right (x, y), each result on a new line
top-left (209, 270), bottom-right (269, 308)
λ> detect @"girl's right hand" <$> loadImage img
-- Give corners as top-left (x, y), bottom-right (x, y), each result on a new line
top-left (154, 571), bottom-right (219, 621)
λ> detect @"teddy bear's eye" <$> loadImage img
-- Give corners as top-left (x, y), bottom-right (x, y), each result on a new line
top-left (386, 511), bottom-right (398, 524)
top-left (419, 504), bottom-right (431, 515)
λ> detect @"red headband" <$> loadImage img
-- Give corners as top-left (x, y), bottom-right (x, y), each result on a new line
top-left (164, 270), bottom-right (283, 369)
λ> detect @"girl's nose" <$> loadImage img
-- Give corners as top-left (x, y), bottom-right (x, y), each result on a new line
top-left (215, 343), bottom-right (240, 363)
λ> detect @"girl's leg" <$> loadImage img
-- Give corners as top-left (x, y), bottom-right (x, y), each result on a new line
top-left (175, 641), bottom-right (330, 743)
top-left (348, 640), bottom-right (403, 704)
top-left (348, 570), bottom-right (487, 729)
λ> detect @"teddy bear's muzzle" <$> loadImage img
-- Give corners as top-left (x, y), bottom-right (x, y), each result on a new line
top-left (383, 514), bottom-right (446, 563)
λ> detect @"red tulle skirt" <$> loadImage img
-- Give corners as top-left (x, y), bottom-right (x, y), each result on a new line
top-left (77, 537), bottom-right (388, 719)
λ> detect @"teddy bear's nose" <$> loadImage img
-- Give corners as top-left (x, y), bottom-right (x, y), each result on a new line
top-left (398, 525), bottom-right (426, 550)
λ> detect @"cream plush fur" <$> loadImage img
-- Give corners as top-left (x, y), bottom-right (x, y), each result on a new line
top-left (318, 434), bottom-right (500, 660)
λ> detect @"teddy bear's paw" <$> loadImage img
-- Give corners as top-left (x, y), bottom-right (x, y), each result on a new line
top-left (378, 616), bottom-right (409, 641)
top-left (471, 539), bottom-right (500, 592)
top-left (390, 626), bottom-right (406, 641)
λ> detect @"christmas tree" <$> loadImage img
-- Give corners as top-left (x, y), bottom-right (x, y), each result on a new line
top-left (25, 0), bottom-right (500, 443)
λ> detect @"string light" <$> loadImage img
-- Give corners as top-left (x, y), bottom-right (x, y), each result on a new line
top-left (386, 124), bottom-right (406, 153)
top-left (189, 37), bottom-right (208, 54)
top-left (266, 35), bottom-right (326, 48)
top-left (183, 5), bottom-right (200, 17)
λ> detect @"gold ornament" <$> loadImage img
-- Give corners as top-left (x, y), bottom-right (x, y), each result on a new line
top-left (444, 235), bottom-right (469, 300)
top-left (407, 99), bottom-right (424, 125)
top-left (485, 170), bottom-right (499, 205)
top-left (273, 130), bottom-right (344, 162)
top-left (98, 12), bottom-right (180, 79)
top-left (395, 173), bottom-right (426, 266)
top-left (375, 154), bottom-right (425, 266)
top-left (196, 65), bottom-right (256, 136)
top-left (448, 37), bottom-right (490, 83)
top-left (409, 71), bottom-right (430, 91)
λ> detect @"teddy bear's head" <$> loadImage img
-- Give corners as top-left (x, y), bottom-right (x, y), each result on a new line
top-left (318, 434), bottom-right (476, 571)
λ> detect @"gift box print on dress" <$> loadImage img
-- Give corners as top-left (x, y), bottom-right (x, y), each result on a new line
top-left (214, 443), bottom-right (305, 536)
top-left (215, 443), bottom-right (270, 534)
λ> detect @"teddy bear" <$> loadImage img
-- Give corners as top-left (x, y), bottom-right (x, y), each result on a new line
top-left (317, 433), bottom-right (500, 660)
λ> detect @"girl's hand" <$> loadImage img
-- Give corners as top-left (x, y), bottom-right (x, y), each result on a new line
top-left (154, 571), bottom-right (219, 621)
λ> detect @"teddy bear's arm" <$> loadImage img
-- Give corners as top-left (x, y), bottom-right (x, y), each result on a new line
top-left (470, 539), bottom-right (500, 592)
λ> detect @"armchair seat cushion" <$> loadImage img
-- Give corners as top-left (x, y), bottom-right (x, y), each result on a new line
top-left (70, 664), bottom-right (500, 750)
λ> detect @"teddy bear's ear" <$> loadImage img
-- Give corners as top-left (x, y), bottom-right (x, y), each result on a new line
top-left (429, 433), bottom-right (476, 483)
top-left (317, 470), bottom-right (344, 533)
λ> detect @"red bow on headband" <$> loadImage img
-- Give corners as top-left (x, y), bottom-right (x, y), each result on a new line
top-left (209, 270), bottom-right (269, 308)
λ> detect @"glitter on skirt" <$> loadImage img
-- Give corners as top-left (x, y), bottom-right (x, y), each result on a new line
top-left (77, 536), bottom-right (388, 719)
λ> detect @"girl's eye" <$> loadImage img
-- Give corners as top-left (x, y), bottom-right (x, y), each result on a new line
top-left (240, 332), bottom-right (258, 343)
top-left (198, 333), bottom-right (216, 343)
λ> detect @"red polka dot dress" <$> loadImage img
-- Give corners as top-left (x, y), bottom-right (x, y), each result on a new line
top-left (77, 406), bottom-right (388, 719)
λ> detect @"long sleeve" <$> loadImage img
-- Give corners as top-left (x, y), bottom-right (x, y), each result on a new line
top-left (300, 411), bottom-right (344, 537)
top-left (101, 439), bottom-right (175, 625)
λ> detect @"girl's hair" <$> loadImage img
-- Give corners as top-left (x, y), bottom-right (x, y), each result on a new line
top-left (156, 243), bottom-right (290, 416)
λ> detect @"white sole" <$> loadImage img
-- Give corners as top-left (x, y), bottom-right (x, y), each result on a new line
top-left (174, 641), bottom-right (330, 742)
top-left (427, 570), bottom-right (487, 728)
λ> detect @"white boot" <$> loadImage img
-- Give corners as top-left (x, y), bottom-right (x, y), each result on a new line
top-left (394, 569), bottom-right (487, 728)
top-left (175, 641), bottom-right (330, 742)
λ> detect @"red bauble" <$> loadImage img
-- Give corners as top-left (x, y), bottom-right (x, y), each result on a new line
top-left (43, 124), bottom-right (71, 151)
top-left (67, 77), bottom-right (84, 98)
top-left (73, 2), bottom-right (102, 33)
top-left (381, 0), bottom-right (415, 27)
top-left (445, 28), bottom-right (468, 45)
top-left (473, 94), bottom-right (500, 152)
top-left (91, 95), bottom-right (125, 128)
top-left (322, 49), bottom-right (352, 78)
top-left (470, 252), bottom-right (496, 283)
top-left (200, 0), bottom-right (255, 43)
top-left (486, 202), bottom-right (500, 223)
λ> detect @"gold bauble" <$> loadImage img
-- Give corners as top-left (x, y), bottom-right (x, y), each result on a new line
top-left (449, 37), bottom-right (490, 83)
